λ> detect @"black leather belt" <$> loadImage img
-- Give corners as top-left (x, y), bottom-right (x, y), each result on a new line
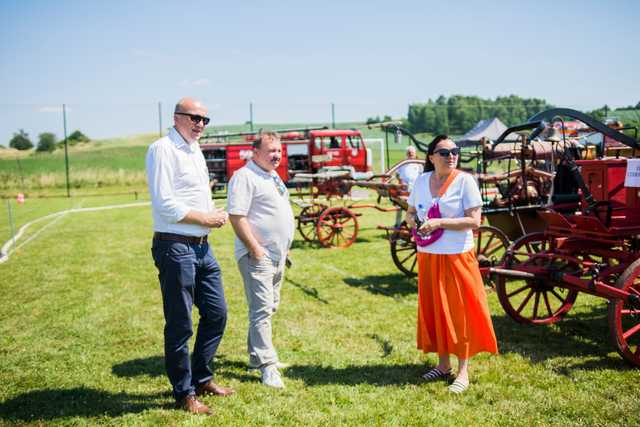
top-left (153, 232), bottom-right (208, 245)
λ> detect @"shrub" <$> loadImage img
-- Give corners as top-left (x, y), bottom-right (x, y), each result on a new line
top-left (68, 130), bottom-right (90, 144)
top-left (9, 129), bottom-right (34, 150)
top-left (36, 132), bottom-right (57, 152)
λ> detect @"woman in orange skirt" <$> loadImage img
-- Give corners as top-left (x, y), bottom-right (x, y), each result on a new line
top-left (406, 135), bottom-right (498, 393)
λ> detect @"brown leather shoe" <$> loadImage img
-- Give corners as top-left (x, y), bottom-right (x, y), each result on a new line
top-left (195, 380), bottom-right (235, 397)
top-left (177, 395), bottom-right (212, 415)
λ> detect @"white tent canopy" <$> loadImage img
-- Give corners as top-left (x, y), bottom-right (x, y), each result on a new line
top-left (458, 117), bottom-right (519, 146)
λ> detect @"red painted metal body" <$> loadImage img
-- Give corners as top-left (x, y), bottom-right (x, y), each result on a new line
top-left (200, 129), bottom-right (369, 189)
top-left (494, 157), bottom-right (640, 366)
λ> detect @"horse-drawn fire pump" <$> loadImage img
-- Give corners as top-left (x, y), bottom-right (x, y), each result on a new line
top-left (487, 108), bottom-right (640, 367)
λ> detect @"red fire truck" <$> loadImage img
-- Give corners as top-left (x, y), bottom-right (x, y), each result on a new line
top-left (199, 128), bottom-right (372, 190)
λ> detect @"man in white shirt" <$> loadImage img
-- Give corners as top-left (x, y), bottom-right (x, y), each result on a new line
top-left (227, 131), bottom-right (295, 389)
top-left (146, 97), bottom-right (234, 415)
top-left (397, 145), bottom-right (421, 192)
top-left (395, 145), bottom-right (422, 225)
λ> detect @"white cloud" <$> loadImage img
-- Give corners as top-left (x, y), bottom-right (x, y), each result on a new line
top-left (179, 78), bottom-right (211, 88)
top-left (192, 78), bottom-right (210, 87)
top-left (37, 106), bottom-right (67, 113)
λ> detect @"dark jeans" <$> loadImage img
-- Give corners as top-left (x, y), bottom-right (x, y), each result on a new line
top-left (151, 238), bottom-right (228, 401)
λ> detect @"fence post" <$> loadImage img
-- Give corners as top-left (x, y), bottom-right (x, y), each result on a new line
top-left (331, 103), bottom-right (335, 128)
top-left (63, 104), bottom-right (70, 198)
top-left (249, 102), bottom-right (254, 131)
top-left (158, 102), bottom-right (163, 137)
top-left (15, 155), bottom-right (25, 192)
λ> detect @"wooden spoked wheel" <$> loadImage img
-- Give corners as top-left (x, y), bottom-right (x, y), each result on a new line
top-left (608, 258), bottom-right (640, 367)
top-left (315, 207), bottom-right (359, 248)
top-left (474, 225), bottom-right (510, 289)
top-left (297, 203), bottom-right (327, 242)
top-left (496, 232), bottom-right (579, 324)
top-left (390, 221), bottom-right (417, 277)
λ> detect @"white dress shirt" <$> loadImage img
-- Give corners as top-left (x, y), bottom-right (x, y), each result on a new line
top-left (146, 127), bottom-right (213, 237)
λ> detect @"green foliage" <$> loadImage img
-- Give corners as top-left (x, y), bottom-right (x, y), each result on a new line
top-left (366, 115), bottom-right (393, 124)
top-left (36, 132), bottom-right (57, 153)
top-left (9, 129), bottom-right (34, 150)
top-left (587, 105), bottom-right (610, 122)
top-left (406, 95), bottom-right (553, 135)
top-left (67, 129), bottom-right (90, 145)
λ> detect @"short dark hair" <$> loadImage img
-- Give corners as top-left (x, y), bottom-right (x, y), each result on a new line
top-left (253, 131), bottom-right (280, 149)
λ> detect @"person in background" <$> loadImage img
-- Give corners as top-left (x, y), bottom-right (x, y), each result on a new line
top-left (405, 134), bottom-right (498, 394)
top-left (397, 145), bottom-right (421, 192)
top-left (146, 97), bottom-right (234, 415)
top-left (395, 145), bottom-right (422, 225)
top-left (227, 131), bottom-right (295, 389)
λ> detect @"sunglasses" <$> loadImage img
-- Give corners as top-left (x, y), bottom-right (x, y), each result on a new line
top-left (434, 148), bottom-right (460, 157)
top-left (176, 112), bottom-right (210, 126)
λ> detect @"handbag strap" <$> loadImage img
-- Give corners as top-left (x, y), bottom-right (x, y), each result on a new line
top-left (435, 169), bottom-right (460, 198)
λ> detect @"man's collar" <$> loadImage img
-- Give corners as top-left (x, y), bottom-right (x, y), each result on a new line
top-left (247, 160), bottom-right (275, 177)
top-left (169, 127), bottom-right (197, 152)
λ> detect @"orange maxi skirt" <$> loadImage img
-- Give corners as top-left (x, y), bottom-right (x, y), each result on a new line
top-left (417, 250), bottom-right (498, 359)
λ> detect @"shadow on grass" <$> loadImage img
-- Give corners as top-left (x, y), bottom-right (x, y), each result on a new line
top-left (493, 302), bottom-right (632, 371)
top-left (112, 355), bottom-right (165, 378)
top-left (290, 239), bottom-right (320, 250)
top-left (343, 273), bottom-right (416, 297)
top-left (286, 277), bottom-right (330, 304)
top-left (112, 354), bottom-right (246, 379)
top-left (290, 235), bottom-right (375, 250)
top-left (285, 363), bottom-right (424, 386)
top-left (0, 387), bottom-right (168, 422)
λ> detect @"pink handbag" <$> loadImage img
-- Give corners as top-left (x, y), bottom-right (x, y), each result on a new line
top-left (412, 170), bottom-right (459, 247)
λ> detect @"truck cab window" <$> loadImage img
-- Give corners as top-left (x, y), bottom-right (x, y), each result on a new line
top-left (347, 136), bottom-right (362, 149)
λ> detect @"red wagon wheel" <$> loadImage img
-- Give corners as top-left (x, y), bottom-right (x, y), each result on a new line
top-left (390, 221), bottom-right (417, 277)
top-left (297, 203), bottom-right (327, 242)
top-left (496, 232), bottom-right (579, 324)
top-left (474, 225), bottom-right (510, 289)
top-left (608, 258), bottom-right (640, 367)
top-left (315, 207), bottom-right (359, 248)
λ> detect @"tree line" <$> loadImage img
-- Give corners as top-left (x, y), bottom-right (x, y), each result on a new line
top-left (5, 129), bottom-right (90, 152)
top-left (405, 95), bottom-right (554, 135)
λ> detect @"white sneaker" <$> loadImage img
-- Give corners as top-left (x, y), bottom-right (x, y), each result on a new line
top-left (261, 365), bottom-right (285, 389)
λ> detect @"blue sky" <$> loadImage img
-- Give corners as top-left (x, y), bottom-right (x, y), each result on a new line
top-left (1, 0), bottom-right (638, 146)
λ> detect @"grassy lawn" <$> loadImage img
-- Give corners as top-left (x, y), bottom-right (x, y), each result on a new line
top-left (0, 194), bottom-right (638, 426)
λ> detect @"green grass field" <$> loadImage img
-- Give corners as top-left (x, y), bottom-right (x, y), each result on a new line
top-left (1, 194), bottom-right (639, 426)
